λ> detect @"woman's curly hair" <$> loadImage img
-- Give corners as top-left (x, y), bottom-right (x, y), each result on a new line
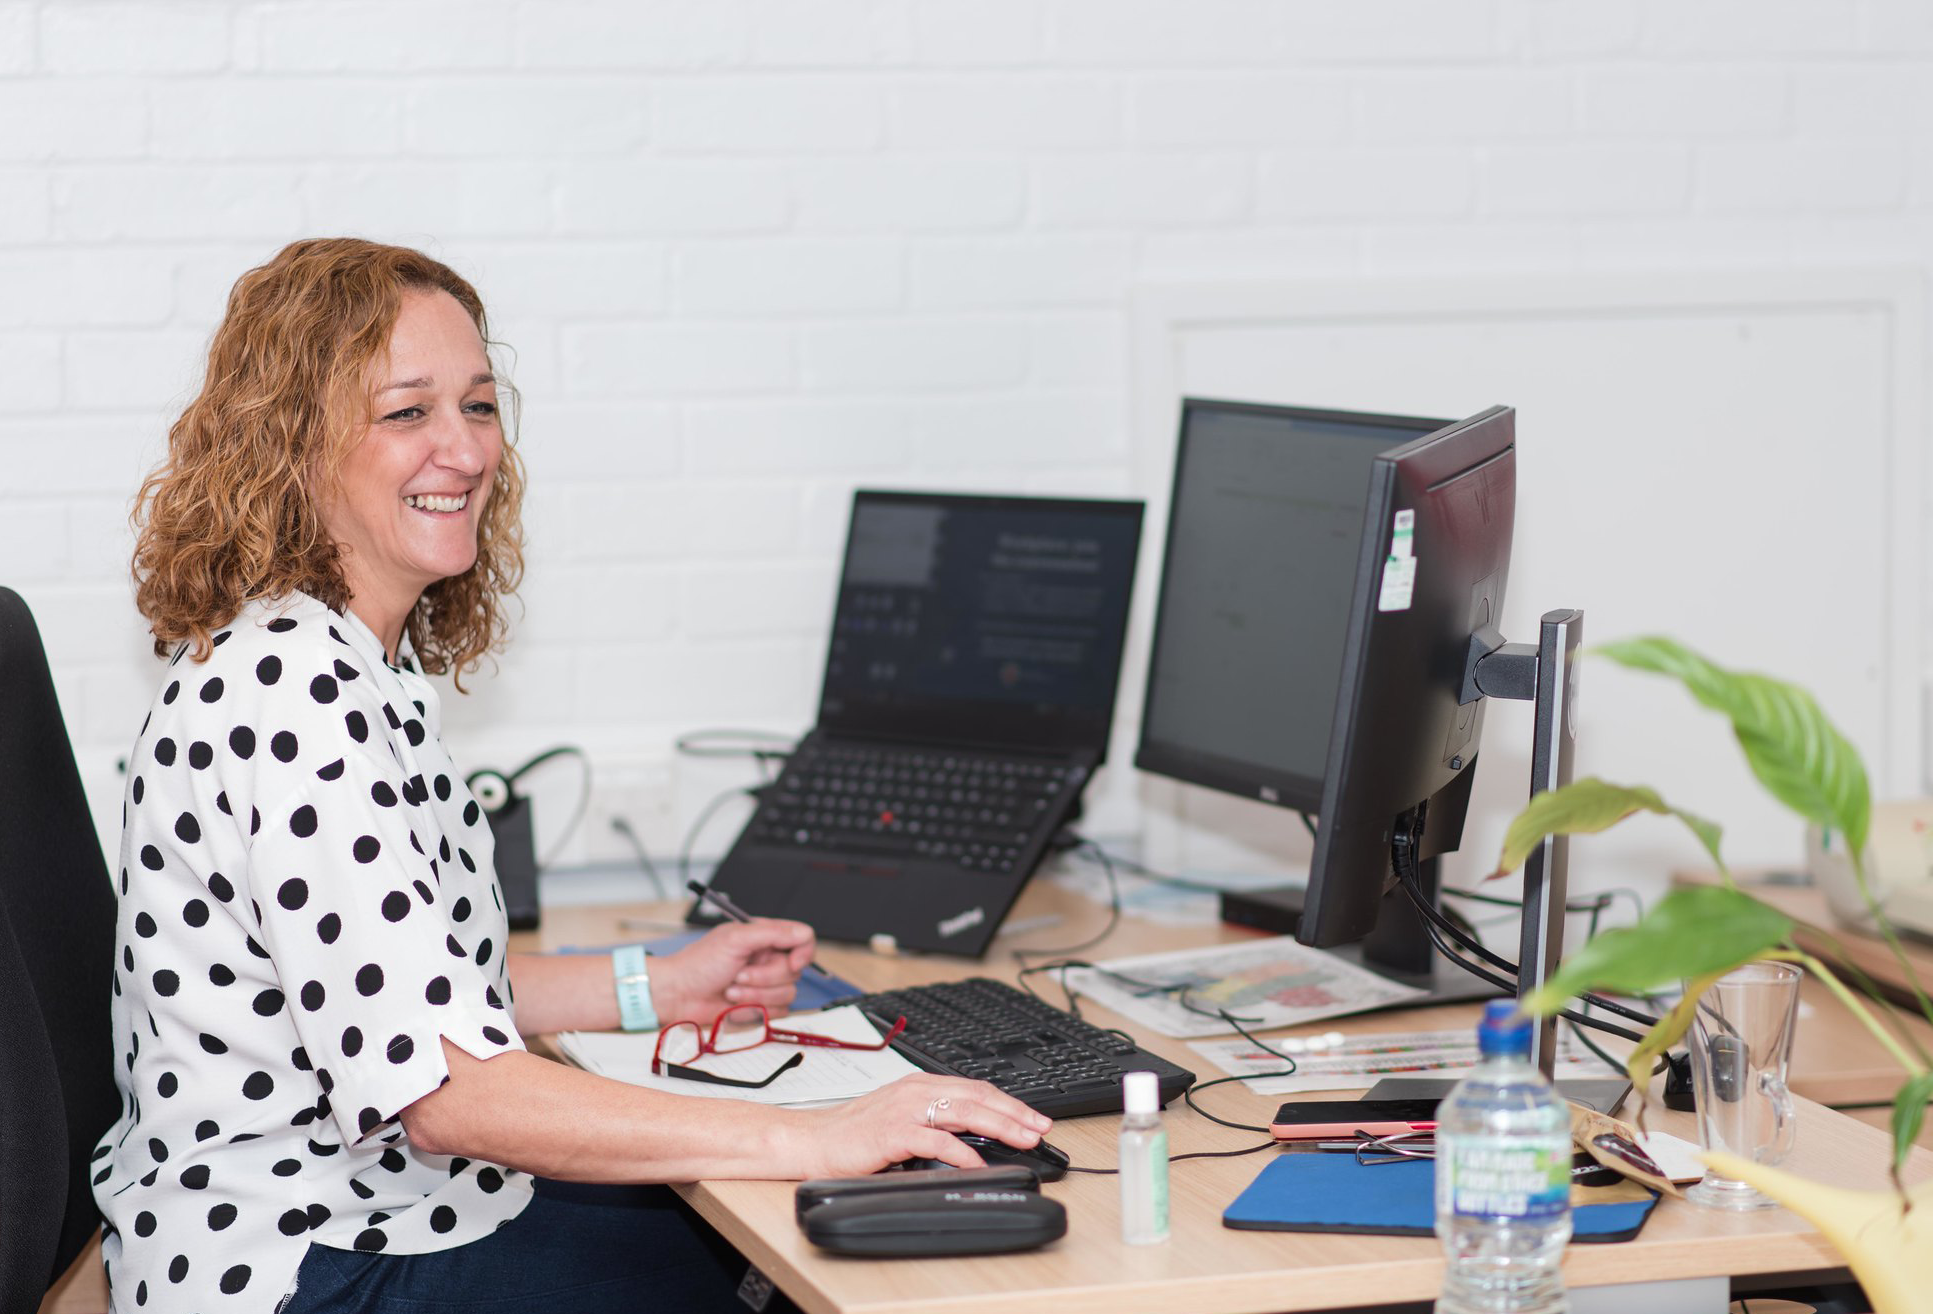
top-left (132, 238), bottom-right (525, 685)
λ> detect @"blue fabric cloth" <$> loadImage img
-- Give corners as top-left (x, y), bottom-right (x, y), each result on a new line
top-left (277, 1180), bottom-right (746, 1313)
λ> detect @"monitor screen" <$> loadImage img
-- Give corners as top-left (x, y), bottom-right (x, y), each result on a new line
top-left (818, 490), bottom-right (1144, 754)
top-left (1136, 400), bottom-right (1449, 809)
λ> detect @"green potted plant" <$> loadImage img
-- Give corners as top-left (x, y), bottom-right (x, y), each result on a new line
top-left (1492, 637), bottom-right (1933, 1313)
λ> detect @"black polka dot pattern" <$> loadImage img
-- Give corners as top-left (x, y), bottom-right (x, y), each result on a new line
top-left (96, 594), bottom-right (529, 1309)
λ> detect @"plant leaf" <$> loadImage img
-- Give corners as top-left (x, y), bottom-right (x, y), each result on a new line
top-left (1893, 1072), bottom-right (1933, 1182)
top-left (1520, 885), bottom-right (1792, 1013)
top-left (1494, 778), bottom-right (1724, 878)
top-left (1594, 637), bottom-right (1871, 859)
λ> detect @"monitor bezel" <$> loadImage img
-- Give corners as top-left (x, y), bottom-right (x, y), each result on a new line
top-left (1132, 398), bottom-right (1454, 812)
top-left (814, 487), bottom-right (1147, 757)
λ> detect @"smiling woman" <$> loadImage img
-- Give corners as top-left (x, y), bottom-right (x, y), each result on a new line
top-left (104, 240), bottom-right (1053, 1314)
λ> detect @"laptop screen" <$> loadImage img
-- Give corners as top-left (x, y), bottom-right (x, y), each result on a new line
top-left (816, 491), bottom-right (1144, 755)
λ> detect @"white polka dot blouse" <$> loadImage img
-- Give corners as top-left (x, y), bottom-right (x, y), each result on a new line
top-left (94, 593), bottom-right (532, 1312)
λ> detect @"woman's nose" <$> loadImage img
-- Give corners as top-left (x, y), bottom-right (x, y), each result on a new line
top-left (433, 409), bottom-right (488, 476)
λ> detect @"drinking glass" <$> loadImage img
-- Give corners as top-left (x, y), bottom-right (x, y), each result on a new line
top-left (1685, 962), bottom-right (1801, 1210)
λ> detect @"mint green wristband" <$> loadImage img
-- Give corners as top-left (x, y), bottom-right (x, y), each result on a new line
top-left (612, 944), bottom-right (658, 1032)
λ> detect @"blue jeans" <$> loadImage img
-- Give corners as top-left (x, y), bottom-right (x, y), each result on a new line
top-left (278, 1181), bottom-right (748, 1313)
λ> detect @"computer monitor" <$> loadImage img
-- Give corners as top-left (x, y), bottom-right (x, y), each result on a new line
top-left (1296, 405), bottom-right (1517, 998)
top-left (1137, 399), bottom-right (1599, 1092)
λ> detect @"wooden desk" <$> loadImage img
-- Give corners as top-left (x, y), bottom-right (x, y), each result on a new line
top-left (1668, 876), bottom-right (1933, 1011)
top-left (524, 881), bottom-right (1933, 1314)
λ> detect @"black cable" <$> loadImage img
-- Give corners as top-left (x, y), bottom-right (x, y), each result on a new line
top-left (1298, 811), bottom-right (1317, 838)
top-left (1401, 892), bottom-right (1651, 1044)
top-left (465, 746), bottom-right (592, 871)
top-left (1012, 840), bottom-right (1123, 962)
top-left (679, 783), bottom-right (761, 888)
top-left (1062, 1137), bottom-right (1279, 1176)
top-left (608, 815), bottom-right (668, 900)
top-left (1566, 1016), bottom-right (1640, 1077)
top-left (673, 729), bottom-right (794, 766)
top-left (1183, 1074), bottom-right (1278, 1133)
top-left (1443, 886), bottom-right (1622, 918)
top-left (1174, 1139), bottom-right (1279, 1163)
top-left (1392, 851), bottom-right (1660, 1032)
top-left (1069, 843), bottom-right (1233, 894)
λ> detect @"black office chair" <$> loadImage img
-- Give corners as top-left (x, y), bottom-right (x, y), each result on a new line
top-left (0, 587), bottom-right (120, 1310)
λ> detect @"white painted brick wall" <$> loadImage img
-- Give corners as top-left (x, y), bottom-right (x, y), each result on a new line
top-left (1, 0), bottom-right (1929, 879)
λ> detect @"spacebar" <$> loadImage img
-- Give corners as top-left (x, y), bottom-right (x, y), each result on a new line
top-left (820, 833), bottom-right (916, 857)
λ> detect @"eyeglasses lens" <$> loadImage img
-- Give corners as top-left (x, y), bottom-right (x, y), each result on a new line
top-left (712, 1006), bottom-right (769, 1053)
top-left (659, 1021), bottom-right (702, 1066)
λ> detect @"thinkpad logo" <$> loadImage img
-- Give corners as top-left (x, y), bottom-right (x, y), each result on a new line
top-left (937, 907), bottom-right (985, 939)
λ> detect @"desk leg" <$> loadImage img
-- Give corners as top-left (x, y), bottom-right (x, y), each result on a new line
top-left (1572, 1275), bottom-right (1727, 1314)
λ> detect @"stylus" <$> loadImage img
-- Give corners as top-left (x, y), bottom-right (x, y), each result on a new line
top-left (686, 880), bottom-right (835, 980)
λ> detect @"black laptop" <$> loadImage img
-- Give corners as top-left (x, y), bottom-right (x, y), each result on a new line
top-left (697, 489), bottom-right (1144, 957)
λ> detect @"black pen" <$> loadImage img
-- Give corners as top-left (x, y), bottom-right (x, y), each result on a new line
top-left (685, 879), bottom-right (833, 979)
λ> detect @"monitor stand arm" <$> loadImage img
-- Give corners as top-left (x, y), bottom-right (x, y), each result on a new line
top-left (1374, 608), bottom-right (1626, 1114)
top-left (1457, 608), bottom-right (1626, 1112)
top-left (1471, 608), bottom-right (1582, 1079)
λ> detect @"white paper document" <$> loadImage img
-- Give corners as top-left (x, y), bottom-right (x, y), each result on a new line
top-left (1187, 1026), bottom-right (1604, 1095)
top-left (1063, 936), bottom-right (1429, 1038)
top-left (557, 1005), bottom-right (919, 1107)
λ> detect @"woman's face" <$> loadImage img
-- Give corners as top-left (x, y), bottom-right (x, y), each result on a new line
top-left (323, 289), bottom-right (503, 614)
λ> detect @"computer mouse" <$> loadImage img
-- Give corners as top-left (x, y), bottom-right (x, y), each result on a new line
top-left (902, 1133), bottom-right (1070, 1182)
top-left (954, 1134), bottom-right (1070, 1182)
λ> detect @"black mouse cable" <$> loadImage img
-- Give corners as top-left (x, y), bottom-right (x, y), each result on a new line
top-left (1015, 956), bottom-right (1301, 1143)
top-left (1059, 1133), bottom-right (1280, 1176)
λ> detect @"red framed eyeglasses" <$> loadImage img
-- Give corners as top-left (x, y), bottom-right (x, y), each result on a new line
top-left (651, 1005), bottom-right (908, 1089)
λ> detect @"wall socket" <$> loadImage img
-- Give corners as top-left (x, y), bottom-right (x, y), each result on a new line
top-left (580, 757), bottom-right (677, 868)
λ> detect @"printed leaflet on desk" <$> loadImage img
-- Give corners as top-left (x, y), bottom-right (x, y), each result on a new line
top-left (1063, 937), bottom-right (1426, 1038)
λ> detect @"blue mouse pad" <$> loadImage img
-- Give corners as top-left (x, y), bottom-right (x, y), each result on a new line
top-left (1223, 1154), bottom-right (1658, 1243)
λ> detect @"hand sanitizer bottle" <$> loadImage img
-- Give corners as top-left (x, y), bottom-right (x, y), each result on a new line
top-left (1119, 1070), bottom-right (1170, 1245)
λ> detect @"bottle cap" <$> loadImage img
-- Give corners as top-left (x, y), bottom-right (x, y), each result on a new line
top-left (1122, 1070), bottom-right (1159, 1115)
top-left (1477, 998), bottom-right (1533, 1055)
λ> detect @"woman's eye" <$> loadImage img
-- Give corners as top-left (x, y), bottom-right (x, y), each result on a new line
top-left (382, 406), bottom-right (425, 422)
top-left (465, 401), bottom-right (498, 417)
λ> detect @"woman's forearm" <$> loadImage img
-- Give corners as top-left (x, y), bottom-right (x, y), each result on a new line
top-left (402, 1040), bottom-right (813, 1182)
top-left (505, 951), bottom-right (623, 1035)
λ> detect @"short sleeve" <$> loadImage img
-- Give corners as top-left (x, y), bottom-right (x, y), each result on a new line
top-left (249, 742), bottom-right (524, 1147)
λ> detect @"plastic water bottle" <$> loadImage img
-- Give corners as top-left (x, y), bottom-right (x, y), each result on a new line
top-left (1434, 1000), bottom-right (1572, 1314)
top-left (1118, 1070), bottom-right (1169, 1244)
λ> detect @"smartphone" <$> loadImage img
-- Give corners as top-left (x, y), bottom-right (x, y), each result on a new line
top-left (1269, 1099), bottom-right (1440, 1140)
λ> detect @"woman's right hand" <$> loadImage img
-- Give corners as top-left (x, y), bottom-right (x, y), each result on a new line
top-left (789, 1074), bottom-right (1053, 1180)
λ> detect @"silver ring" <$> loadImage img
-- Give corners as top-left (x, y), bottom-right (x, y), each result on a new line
top-left (924, 1097), bottom-right (952, 1128)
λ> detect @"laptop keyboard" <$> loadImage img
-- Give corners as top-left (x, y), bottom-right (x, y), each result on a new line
top-left (751, 743), bottom-right (1084, 874)
top-left (849, 977), bottom-right (1197, 1118)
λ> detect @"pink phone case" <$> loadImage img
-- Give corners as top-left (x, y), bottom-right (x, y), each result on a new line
top-left (1269, 1118), bottom-right (1437, 1141)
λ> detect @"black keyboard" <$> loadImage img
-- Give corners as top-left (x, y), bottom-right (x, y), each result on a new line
top-left (849, 977), bottom-right (1196, 1119)
top-left (752, 743), bottom-right (1085, 875)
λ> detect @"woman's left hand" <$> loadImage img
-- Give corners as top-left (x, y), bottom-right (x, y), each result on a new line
top-left (652, 918), bottom-right (818, 1024)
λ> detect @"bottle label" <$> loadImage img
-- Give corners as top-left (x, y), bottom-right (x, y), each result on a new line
top-left (1436, 1134), bottom-right (1570, 1220)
